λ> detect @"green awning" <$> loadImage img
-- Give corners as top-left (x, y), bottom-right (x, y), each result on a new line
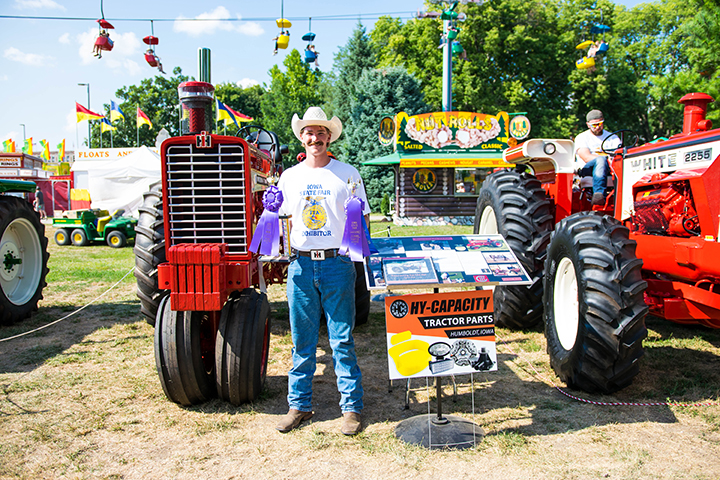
top-left (362, 151), bottom-right (511, 168)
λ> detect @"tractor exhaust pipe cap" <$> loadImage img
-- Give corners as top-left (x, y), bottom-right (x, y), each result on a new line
top-left (678, 92), bottom-right (714, 134)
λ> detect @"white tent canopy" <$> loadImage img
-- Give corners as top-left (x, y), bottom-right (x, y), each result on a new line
top-left (71, 146), bottom-right (161, 216)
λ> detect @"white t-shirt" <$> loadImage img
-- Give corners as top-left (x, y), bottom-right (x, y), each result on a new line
top-left (278, 158), bottom-right (371, 251)
top-left (574, 129), bottom-right (620, 168)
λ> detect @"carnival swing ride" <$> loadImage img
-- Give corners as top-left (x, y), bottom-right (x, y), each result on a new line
top-left (575, 12), bottom-right (611, 70)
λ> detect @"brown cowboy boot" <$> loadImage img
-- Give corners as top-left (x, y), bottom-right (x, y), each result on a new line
top-left (276, 409), bottom-right (313, 433)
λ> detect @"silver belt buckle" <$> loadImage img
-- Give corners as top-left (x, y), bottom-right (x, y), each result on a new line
top-left (310, 249), bottom-right (325, 261)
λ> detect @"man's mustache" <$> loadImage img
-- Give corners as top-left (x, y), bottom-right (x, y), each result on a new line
top-left (306, 140), bottom-right (325, 147)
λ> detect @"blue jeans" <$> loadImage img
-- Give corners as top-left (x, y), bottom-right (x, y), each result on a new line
top-left (580, 155), bottom-right (610, 196)
top-left (286, 254), bottom-right (363, 413)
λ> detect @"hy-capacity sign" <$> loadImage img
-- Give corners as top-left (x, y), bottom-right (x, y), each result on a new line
top-left (384, 290), bottom-right (497, 380)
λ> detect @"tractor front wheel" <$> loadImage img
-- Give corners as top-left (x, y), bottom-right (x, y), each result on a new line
top-left (0, 197), bottom-right (49, 325)
top-left (134, 185), bottom-right (166, 326)
top-left (473, 169), bottom-right (554, 329)
top-left (215, 289), bottom-right (271, 405)
top-left (154, 296), bottom-right (216, 406)
top-left (544, 212), bottom-right (648, 393)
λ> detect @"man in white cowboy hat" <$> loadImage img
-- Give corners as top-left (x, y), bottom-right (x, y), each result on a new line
top-left (275, 106), bottom-right (370, 435)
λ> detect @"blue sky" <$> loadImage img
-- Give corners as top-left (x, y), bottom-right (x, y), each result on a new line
top-left (0, 0), bottom-right (648, 152)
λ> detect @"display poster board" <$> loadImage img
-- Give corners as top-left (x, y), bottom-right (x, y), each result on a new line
top-left (365, 235), bottom-right (531, 290)
top-left (385, 290), bottom-right (497, 380)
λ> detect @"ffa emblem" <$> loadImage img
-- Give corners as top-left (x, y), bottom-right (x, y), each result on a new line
top-left (302, 196), bottom-right (327, 229)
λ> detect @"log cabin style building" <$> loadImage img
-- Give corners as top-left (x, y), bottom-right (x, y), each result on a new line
top-left (364, 111), bottom-right (530, 226)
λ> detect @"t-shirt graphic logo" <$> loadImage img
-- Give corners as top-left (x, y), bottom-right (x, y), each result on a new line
top-left (302, 196), bottom-right (327, 230)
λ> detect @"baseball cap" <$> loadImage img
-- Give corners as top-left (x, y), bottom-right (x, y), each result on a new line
top-left (586, 109), bottom-right (604, 122)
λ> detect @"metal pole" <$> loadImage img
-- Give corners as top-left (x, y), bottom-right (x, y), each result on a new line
top-left (78, 83), bottom-right (90, 147)
top-left (20, 124), bottom-right (26, 142)
top-left (442, 19), bottom-right (453, 112)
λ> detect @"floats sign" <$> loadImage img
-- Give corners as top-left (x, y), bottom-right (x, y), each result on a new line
top-left (395, 111), bottom-right (510, 154)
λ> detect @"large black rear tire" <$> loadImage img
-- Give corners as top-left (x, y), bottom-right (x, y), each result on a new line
top-left (154, 296), bottom-right (216, 406)
top-left (544, 213), bottom-right (648, 393)
top-left (473, 169), bottom-right (554, 329)
top-left (0, 196), bottom-right (49, 326)
top-left (134, 185), bottom-right (166, 326)
top-left (215, 289), bottom-right (271, 405)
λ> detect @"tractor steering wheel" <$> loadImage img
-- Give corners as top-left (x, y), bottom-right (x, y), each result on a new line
top-left (601, 129), bottom-right (639, 156)
top-left (237, 125), bottom-right (278, 159)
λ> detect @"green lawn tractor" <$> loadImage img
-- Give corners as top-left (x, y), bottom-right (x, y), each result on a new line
top-left (0, 179), bottom-right (49, 325)
top-left (53, 209), bottom-right (137, 248)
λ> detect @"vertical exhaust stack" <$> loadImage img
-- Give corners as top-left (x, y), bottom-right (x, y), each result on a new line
top-left (678, 92), bottom-right (714, 134)
top-left (178, 81), bottom-right (214, 135)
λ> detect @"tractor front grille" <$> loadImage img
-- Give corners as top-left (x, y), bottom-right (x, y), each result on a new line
top-left (165, 142), bottom-right (249, 256)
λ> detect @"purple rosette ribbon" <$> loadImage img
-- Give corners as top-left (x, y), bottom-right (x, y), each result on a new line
top-left (339, 195), bottom-right (376, 261)
top-left (249, 186), bottom-right (283, 256)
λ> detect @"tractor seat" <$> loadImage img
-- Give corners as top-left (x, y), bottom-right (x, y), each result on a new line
top-left (97, 215), bottom-right (112, 233)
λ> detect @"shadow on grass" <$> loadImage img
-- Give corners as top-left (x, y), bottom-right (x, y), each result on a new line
top-left (0, 300), bottom-right (145, 374)
top-left (230, 309), bottom-right (720, 439)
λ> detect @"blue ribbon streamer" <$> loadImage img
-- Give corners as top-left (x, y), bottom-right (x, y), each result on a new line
top-left (249, 186), bottom-right (283, 256)
top-left (339, 195), bottom-right (376, 261)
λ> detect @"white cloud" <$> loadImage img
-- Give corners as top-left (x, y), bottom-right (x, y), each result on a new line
top-left (237, 78), bottom-right (260, 89)
top-left (173, 6), bottom-right (264, 37)
top-left (14, 0), bottom-right (66, 10)
top-left (3, 47), bottom-right (53, 66)
top-left (0, 74), bottom-right (8, 81)
top-left (58, 33), bottom-right (70, 44)
top-left (2, 131), bottom-right (20, 143)
top-left (237, 22), bottom-right (264, 37)
top-left (174, 6), bottom-right (235, 36)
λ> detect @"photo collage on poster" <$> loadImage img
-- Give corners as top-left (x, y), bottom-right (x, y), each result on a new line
top-left (365, 235), bottom-right (530, 289)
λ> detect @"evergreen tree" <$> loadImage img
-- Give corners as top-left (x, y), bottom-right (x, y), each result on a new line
top-left (340, 67), bottom-right (427, 211)
top-left (331, 23), bottom-right (378, 157)
top-left (260, 49), bottom-right (326, 167)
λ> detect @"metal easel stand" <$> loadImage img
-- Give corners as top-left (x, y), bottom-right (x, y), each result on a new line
top-left (394, 374), bottom-right (483, 450)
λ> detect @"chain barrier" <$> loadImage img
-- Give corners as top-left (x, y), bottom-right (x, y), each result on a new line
top-left (496, 334), bottom-right (720, 408)
top-left (0, 266), bottom-right (136, 344)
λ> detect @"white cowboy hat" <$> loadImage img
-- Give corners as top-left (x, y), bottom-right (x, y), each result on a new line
top-left (291, 106), bottom-right (343, 143)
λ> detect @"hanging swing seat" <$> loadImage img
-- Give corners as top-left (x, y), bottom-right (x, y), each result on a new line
top-left (143, 35), bottom-right (159, 46)
top-left (597, 41), bottom-right (609, 53)
top-left (451, 41), bottom-right (464, 55)
top-left (576, 56), bottom-right (595, 69)
top-left (145, 53), bottom-right (159, 67)
top-left (302, 32), bottom-right (316, 42)
top-left (304, 50), bottom-right (317, 63)
top-left (576, 40), bottom-right (593, 50)
top-left (277, 34), bottom-right (290, 49)
top-left (94, 35), bottom-right (114, 52)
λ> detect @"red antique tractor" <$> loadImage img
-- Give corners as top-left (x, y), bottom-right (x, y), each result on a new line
top-left (475, 92), bottom-right (720, 394)
top-left (133, 81), bottom-right (288, 406)
top-left (134, 82), bottom-right (371, 407)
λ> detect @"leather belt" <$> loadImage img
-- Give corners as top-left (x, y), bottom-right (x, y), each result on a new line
top-left (294, 248), bottom-right (341, 260)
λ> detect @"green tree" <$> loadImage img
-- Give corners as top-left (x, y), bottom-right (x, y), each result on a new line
top-left (215, 82), bottom-right (266, 133)
top-left (93, 67), bottom-right (190, 148)
top-left (340, 67), bottom-right (427, 211)
top-left (260, 49), bottom-right (326, 167)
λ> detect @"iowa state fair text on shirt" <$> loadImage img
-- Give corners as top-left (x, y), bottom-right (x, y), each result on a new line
top-left (301, 184), bottom-right (331, 196)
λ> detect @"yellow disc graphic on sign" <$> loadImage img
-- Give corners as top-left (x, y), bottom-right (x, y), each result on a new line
top-left (412, 168), bottom-right (437, 193)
